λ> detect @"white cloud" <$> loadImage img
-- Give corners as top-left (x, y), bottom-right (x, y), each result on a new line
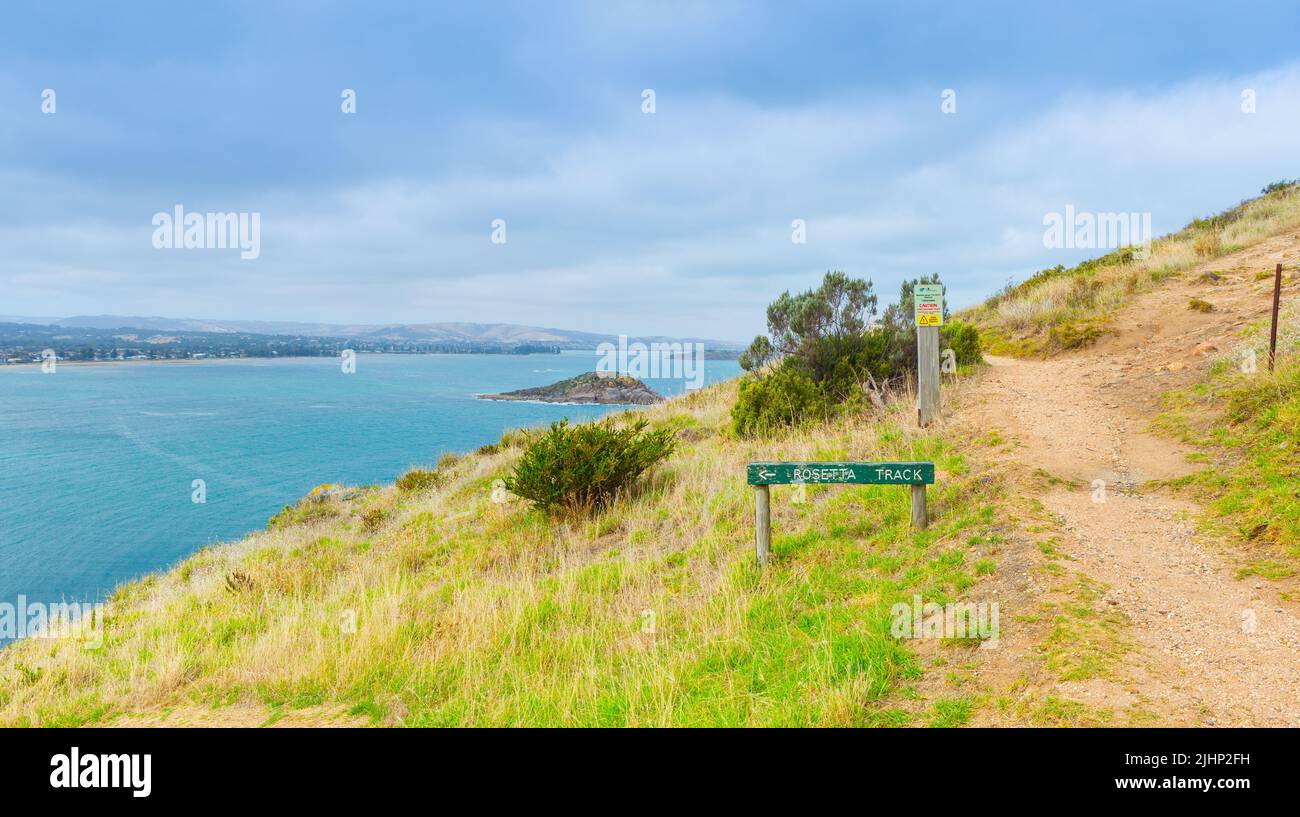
top-left (3, 62), bottom-right (1298, 339)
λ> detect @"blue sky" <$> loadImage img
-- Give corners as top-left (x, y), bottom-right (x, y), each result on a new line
top-left (2, 0), bottom-right (1298, 341)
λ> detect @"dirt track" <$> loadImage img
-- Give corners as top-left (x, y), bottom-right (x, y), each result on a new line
top-left (964, 234), bottom-right (1300, 725)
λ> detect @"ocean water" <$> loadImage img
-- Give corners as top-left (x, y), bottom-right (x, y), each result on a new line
top-left (0, 353), bottom-right (739, 623)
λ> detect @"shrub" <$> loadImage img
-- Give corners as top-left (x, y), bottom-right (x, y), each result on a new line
top-left (1193, 230), bottom-right (1222, 258)
top-left (267, 497), bottom-right (339, 531)
top-left (941, 321), bottom-right (982, 366)
top-left (732, 363), bottom-right (833, 436)
top-left (396, 468), bottom-right (440, 493)
top-left (505, 418), bottom-right (677, 516)
top-left (224, 570), bottom-right (257, 594)
top-left (491, 427), bottom-right (541, 452)
top-left (1188, 298), bottom-right (1215, 313)
top-left (733, 327), bottom-right (898, 436)
top-left (735, 271), bottom-right (908, 436)
top-left (734, 271), bottom-right (978, 436)
top-left (738, 335), bottom-right (773, 372)
top-left (1046, 319), bottom-right (1105, 352)
top-left (741, 270), bottom-right (881, 378)
top-left (360, 507), bottom-right (387, 533)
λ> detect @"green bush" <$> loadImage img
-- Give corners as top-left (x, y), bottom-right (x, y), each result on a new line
top-left (1046, 319), bottom-right (1105, 352)
top-left (267, 498), bottom-right (339, 531)
top-left (733, 271), bottom-right (980, 436)
top-left (505, 418), bottom-right (677, 516)
top-left (731, 363), bottom-right (832, 436)
top-left (941, 321), bottom-right (983, 366)
top-left (731, 329), bottom-right (898, 436)
top-left (360, 507), bottom-right (388, 533)
top-left (396, 468), bottom-right (441, 493)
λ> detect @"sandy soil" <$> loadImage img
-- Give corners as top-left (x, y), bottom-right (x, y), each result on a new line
top-left (964, 233), bottom-right (1300, 726)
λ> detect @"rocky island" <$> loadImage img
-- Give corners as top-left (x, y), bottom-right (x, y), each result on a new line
top-left (478, 371), bottom-right (664, 405)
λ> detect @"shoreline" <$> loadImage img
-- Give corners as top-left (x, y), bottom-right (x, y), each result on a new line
top-left (0, 351), bottom-right (594, 372)
top-left (0, 376), bottom-right (708, 654)
top-left (475, 394), bottom-right (655, 407)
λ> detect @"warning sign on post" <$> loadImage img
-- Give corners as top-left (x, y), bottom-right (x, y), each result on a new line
top-left (914, 284), bottom-right (944, 327)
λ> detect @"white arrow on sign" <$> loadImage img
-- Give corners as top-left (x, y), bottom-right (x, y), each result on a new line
top-left (758, 469), bottom-right (776, 480)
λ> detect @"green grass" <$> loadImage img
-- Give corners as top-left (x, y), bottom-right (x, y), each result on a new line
top-left (1156, 327), bottom-right (1300, 572)
top-left (965, 182), bottom-right (1300, 358)
top-left (927, 697), bottom-right (974, 727)
top-left (1038, 576), bottom-right (1128, 682)
top-left (0, 381), bottom-right (1016, 727)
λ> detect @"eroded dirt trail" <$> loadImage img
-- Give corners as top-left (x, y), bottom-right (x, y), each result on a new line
top-left (965, 235), bottom-right (1300, 726)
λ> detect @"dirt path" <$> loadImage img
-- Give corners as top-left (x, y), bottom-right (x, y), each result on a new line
top-left (964, 235), bottom-right (1300, 726)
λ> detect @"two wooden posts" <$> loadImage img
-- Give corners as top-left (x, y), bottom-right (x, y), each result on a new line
top-left (746, 284), bottom-right (945, 568)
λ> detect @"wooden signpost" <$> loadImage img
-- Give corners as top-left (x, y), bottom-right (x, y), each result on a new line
top-left (747, 461), bottom-right (936, 567)
top-left (914, 284), bottom-right (943, 427)
top-left (1269, 262), bottom-right (1282, 372)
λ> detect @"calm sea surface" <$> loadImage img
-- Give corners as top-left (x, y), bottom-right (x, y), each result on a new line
top-left (0, 353), bottom-right (739, 621)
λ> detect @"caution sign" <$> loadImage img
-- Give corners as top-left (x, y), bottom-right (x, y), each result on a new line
top-left (914, 283), bottom-right (944, 327)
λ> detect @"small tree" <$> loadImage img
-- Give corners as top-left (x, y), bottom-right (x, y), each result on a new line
top-left (734, 271), bottom-right (894, 435)
top-left (766, 270), bottom-right (877, 353)
top-left (743, 270), bottom-right (878, 380)
top-left (738, 334), bottom-right (773, 372)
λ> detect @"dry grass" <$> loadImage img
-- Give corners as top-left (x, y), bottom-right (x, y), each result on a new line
top-left (0, 379), bottom-right (1014, 727)
top-left (966, 183), bottom-right (1300, 357)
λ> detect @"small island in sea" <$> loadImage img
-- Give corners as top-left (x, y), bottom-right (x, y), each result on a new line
top-left (478, 371), bottom-right (664, 405)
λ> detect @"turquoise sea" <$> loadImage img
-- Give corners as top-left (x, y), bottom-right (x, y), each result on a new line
top-left (0, 353), bottom-right (740, 629)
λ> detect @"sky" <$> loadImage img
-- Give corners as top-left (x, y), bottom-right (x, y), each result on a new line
top-left (1, 0), bottom-right (1298, 342)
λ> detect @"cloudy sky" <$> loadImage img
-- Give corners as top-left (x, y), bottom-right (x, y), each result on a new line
top-left (2, 0), bottom-right (1298, 341)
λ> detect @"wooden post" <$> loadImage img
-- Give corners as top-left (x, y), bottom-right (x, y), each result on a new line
top-left (747, 461), bottom-right (935, 567)
top-left (917, 325), bottom-right (941, 427)
top-left (1269, 262), bottom-right (1282, 372)
top-left (754, 484), bottom-right (771, 567)
top-left (910, 483), bottom-right (928, 530)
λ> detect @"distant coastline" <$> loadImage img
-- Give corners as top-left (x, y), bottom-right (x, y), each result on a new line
top-left (0, 350), bottom-right (578, 371)
top-left (0, 316), bottom-right (743, 369)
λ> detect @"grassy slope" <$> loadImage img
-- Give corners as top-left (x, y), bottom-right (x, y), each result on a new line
top-left (9, 187), bottom-right (1298, 727)
top-left (1, 383), bottom-right (1022, 727)
top-left (965, 184), bottom-right (1300, 357)
top-left (965, 182), bottom-right (1300, 583)
top-left (1155, 302), bottom-right (1300, 581)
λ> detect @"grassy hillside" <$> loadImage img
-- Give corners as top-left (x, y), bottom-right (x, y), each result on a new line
top-left (8, 185), bottom-right (1299, 727)
top-left (0, 382), bottom-right (1025, 727)
top-left (1156, 301), bottom-right (1300, 580)
top-left (965, 182), bottom-right (1300, 357)
top-left (965, 180), bottom-right (1300, 587)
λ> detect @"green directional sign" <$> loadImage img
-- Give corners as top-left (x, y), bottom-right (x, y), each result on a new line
top-left (747, 461), bottom-right (935, 486)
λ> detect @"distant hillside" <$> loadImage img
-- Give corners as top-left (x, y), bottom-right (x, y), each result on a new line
top-left (11, 314), bottom-right (743, 351)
